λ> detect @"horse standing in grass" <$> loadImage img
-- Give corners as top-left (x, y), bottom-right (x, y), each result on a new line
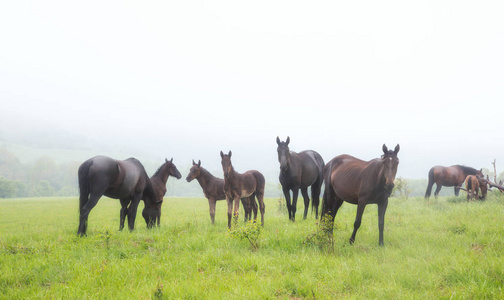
top-left (147, 158), bottom-right (182, 227)
top-left (321, 144), bottom-right (400, 246)
top-left (186, 160), bottom-right (256, 224)
top-left (464, 174), bottom-right (488, 201)
top-left (78, 156), bottom-right (159, 235)
top-left (424, 165), bottom-right (483, 199)
top-left (276, 136), bottom-right (324, 221)
top-left (220, 151), bottom-right (265, 229)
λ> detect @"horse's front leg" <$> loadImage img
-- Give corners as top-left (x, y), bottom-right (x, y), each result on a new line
top-left (208, 198), bottom-right (217, 224)
top-left (127, 196), bottom-right (141, 231)
top-left (233, 196), bottom-right (240, 225)
top-left (377, 199), bottom-right (388, 246)
top-left (226, 197), bottom-right (233, 229)
top-left (291, 189), bottom-right (299, 222)
top-left (282, 186), bottom-right (292, 221)
top-left (350, 202), bottom-right (367, 245)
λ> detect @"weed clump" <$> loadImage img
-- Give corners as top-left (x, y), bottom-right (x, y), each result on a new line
top-left (304, 213), bottom-right (335, 253)
top-left (229, 220), bottom-right (262, 251)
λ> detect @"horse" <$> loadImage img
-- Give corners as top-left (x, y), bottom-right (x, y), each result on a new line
top-left (146, 158), bottom-right (182, 227)
top-left (186, 160), bottom-right (257, 224)
top-left (276, 136), bottom-right (324, 221)
top-left (424, 165), bottom-right (483, 199)
top-left (77, 156), bottom-right (175, 236)
top-left (220, 151), bottom-right (265, 229)
top-left (464, 174), bottom-right (488, 201)
top-left (321, 144), bottom-right (400, 246)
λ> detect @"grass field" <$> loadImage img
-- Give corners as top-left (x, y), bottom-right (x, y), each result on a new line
top-left (1, 194), bottom-right (504, 299)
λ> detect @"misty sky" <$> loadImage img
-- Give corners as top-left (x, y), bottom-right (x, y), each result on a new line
top-left (1, 1), bottom-right (503, 179)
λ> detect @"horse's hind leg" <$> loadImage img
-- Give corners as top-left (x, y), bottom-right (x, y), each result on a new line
top-left (78, 191), bottom-right (103, 236)
top-left (434, 184), bottom-right (442, 198)
top-left (291, 189), bottom-right (299, 222)
top-left (119, 199), bottom-right (129, 230)
top-left (311, 179), bottom-right (322, 219)
top-left (300, 187), bottom-right (310, 220)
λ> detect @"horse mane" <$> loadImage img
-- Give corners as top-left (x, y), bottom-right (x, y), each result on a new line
top-left (456, 165), bottom-right (478, 174)
top-left (153, 162), bottom-right (168, 177)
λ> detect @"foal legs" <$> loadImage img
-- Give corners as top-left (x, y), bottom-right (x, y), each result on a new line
top-left (208, 198), bottom-right (216, 224)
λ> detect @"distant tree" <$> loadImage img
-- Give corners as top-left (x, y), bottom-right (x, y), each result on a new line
top-left (0, 148), bottom-right (25, 180)
top-left (392, 177), bottom-right (411, 198)
top-left (34, 180), bottom-right (54, 197)
top-left (0, 177), bottom-right (16, 198)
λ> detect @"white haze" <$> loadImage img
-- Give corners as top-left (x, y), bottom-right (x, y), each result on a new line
top-left (1, 1), bottom-right (503, 180)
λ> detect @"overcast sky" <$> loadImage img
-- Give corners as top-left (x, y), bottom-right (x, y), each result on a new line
top-left (1, 1), bottom-right (503, 179)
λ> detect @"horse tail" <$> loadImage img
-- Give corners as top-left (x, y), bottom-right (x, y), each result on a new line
top-left (78, 159), bottom-right (93, 213)
top-left (320, 159), bottom-right (334, 216)
top-left (311, 152), bottom-right (325, 215)
top-left (424, 168), bottom-right (435, 198)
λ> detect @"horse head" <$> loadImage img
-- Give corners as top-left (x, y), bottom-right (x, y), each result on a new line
top-left (165, 158), bottom-right (182, 179)
top-left (276, 136), bottom-right (291, 173)
top-left (186, 159), bottom-right (202, 182)
top-left (220, 150), bottom-right (233, 177)
top-left (381, 144), bottom-right (400, 192)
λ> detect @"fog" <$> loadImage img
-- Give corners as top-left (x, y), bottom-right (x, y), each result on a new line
top-left (1, 1), bottom-right (504, 181)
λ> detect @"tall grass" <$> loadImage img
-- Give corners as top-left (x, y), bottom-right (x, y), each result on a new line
top-left (1, 194), bottom-right (504, 299)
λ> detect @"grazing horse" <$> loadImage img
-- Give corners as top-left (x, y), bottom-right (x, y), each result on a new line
top-left (276, 136), bottom-right (324, 221)
top-left (186, 160), bottom-right (256, 224)
top-left (321, 144), bottom-right (400, 246)
top-left (464, 175), bottom-right (480, 201)
top-left (464, 174), bottom-right (488, 201)
top-left (424, 165), bottom-right (483, 199)
top-left (78, 156), bottom-right (161, 236)
top-left (220, 151), bottom-right (265, 229)
top-left (146, 158), bottom-right (182, 227)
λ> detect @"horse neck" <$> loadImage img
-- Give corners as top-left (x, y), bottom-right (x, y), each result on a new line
top-left (196, 167), bottom-right (217, 189)
top-left (153, 165), bottom-right (170, 184)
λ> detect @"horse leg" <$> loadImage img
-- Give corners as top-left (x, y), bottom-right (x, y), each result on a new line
top-left (78, 191), bottom-right (103, 236)
top-left (208, 198), bottom-right (217, 224)
top-left (233, 197), bottom-right (240, 225)
top-left (226, 198), bottom-right (233, 229)
top-left (434, 184), bottom-right (442, 199)
top-left (240, 197), bottom-right (250, 221)
top-left (377, 199), bottom-right (389, 246)
top-left (127, 195), bottom-right (141, 231)
top-left (349, 202), bottom-right (367, 245)
top-left (282, 186), bottom-right (292, 221)
top-left (300, 187), bottom-right (310, 220)
top-left (119, 199), bottom-right (129, 231)
top-left (248, 194), bottom-right (258, 221)
top-left (311, 180), bottom-right (322, 219)
top-left (291, 189), bottom-right (299, 222)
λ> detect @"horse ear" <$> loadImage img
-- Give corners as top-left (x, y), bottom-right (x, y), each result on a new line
top-left (276, 136), bottom-right (281, 145)
top-left (394, 144), bottom-right (400, 154)
top-left (382, 144), bottom-right (388, 154)
top-left (286, 136), bottom-right (290, 145)
top-left (228, 151), bottom-right (232, 158)
top-left (170, 158), bottom-right (173, 163)
top-left (165, 158), bottom-right (168, 162)
top-left (192, 159), bottom-right (196, 165)
top-left (220, 151), bottom-right (224, 158)
top-left (198, 160), bottom-right (201, 167)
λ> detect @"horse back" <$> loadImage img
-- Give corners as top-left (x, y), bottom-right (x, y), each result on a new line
top-left (297, 150), bottom-right (324, 186)
top-left (326, 155), bottom-right (368, 203)
top-left (432, 165), bottom-right (465, 186)
top-left (103, 158), bottom-right (147, 199)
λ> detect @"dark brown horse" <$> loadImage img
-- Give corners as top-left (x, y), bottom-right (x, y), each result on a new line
top-left (321, 144), bottom-right (400, 246)
top-left (424, 165), bottom-right (483, 199)
top-left (186, 160), bottom-right (256, 224)
top-left (78, 156), bottom-right (163, 236)
top-left (220, 151), bottom-right (265, 229)
top-left (276, 136), bottom-right (324, 221)
top-left (145, 158), bottom-right (182, 227)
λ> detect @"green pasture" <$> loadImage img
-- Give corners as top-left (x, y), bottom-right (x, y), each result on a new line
top-left (1, 194), bottom-right (504, 299)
